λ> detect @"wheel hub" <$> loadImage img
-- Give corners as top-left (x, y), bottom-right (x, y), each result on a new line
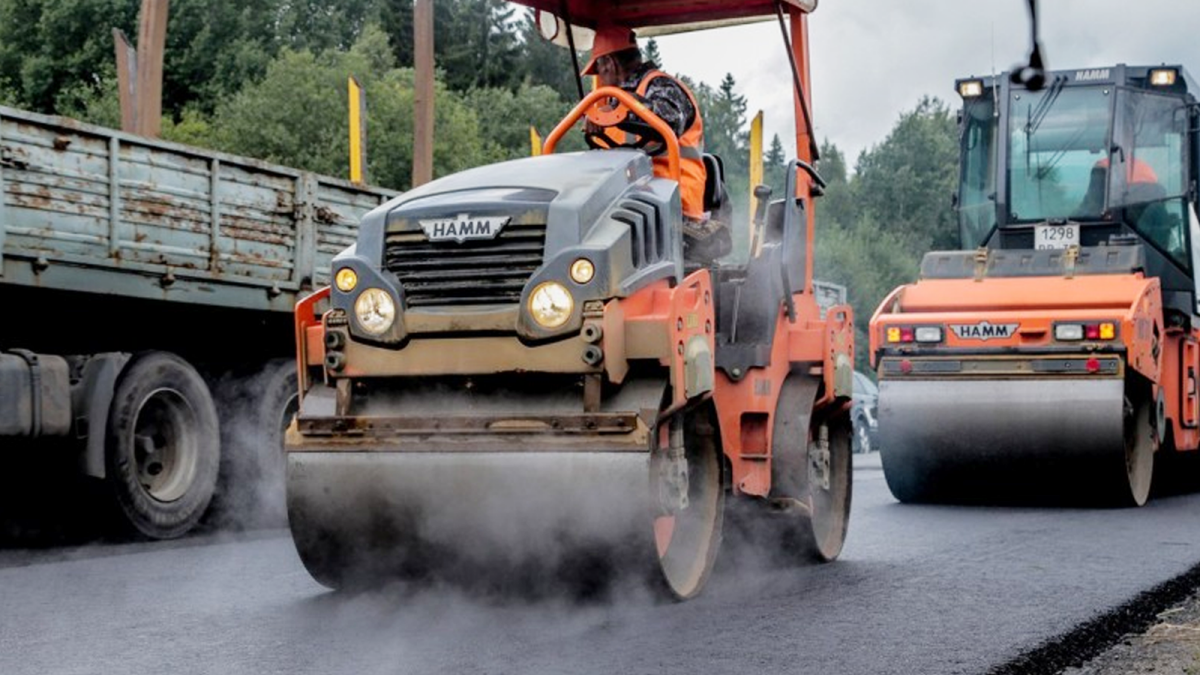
top-left (658, 418), bottom-right (690, 513)
top-left (809, 423), bottom-right (831, 491)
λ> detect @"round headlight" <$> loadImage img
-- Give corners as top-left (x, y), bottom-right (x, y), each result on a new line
top-left (354, 288), bottom-right (396, 335)
top-left (528, 281), bottom-right (574, 329)
top-left (334, 267), bottom-right (358, 292)
top-left (569, 258), bottom-right (595, 284)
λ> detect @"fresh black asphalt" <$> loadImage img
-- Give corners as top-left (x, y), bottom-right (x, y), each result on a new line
top-left (4, 454), bottom-right (1200, 675)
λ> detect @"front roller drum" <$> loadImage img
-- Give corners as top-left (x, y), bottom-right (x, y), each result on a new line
top-left (286, 406), bottom-right (725, 599)
top-left (879, 377), bottom-right (1154, 506)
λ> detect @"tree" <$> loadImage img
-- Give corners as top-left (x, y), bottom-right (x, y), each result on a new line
top-left (0, 0), bottom-right (139, 113)
top-left (209, 28), bottom-right (489, 190)
top-left (434, 0), bottom-right (522, 91)
top-left (764, 133), bottom-right (787, 195)
top-left (852, 96), bottom-right (958, 252)
top-left (513, 9), bottom-right (583, 101)
top-left (643, 39), bottom-right (662, 68)
top-left (462, 83), bottom-right (581, 162)
top-left (704, 73), bottom-right (748, 163)
top-left (810, 98), bottom-right (959, 369)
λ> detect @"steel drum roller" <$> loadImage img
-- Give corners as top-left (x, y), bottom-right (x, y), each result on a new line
top-left (879, 378), bottom-right (1132, 503)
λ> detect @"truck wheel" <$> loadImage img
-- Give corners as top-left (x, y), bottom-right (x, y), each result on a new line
top-left (104, 352), bottom-right (219, 539)
top-left (211, 359), bottom-right (297, 528)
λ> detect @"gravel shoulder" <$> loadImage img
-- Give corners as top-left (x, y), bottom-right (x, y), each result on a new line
top-left (1064, 590), bottom-right (1200, 675)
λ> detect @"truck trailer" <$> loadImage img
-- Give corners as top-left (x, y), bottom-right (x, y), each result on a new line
top-left (0, 106), bottom-right (396, 537)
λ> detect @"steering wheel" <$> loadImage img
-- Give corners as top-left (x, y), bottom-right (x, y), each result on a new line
top-left (583, 96), bottom-right (668, 157)
top-left (544, 87), bottom-right (681, 181)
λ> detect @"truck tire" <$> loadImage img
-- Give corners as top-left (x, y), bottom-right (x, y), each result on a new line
top-left (104, 352), bottom-right (219, 539)
top-left (211, 359), bottom-right (298, 528)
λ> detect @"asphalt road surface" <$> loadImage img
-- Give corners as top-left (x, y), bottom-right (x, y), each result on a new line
top-left (5, 454), bottom-right (1200, 675)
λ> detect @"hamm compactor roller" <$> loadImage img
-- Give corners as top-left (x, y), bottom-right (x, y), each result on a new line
top-left (285, 0), bottom-right (854, 599)
top-left (871, 64), bottom-right (1200, 506)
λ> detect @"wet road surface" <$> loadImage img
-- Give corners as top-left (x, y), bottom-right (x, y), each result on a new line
top-left (4, 454), bottom-right (1200, 675)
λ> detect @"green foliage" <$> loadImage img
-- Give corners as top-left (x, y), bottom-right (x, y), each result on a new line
top-left (0, 0), bottom-right (138, 112)
top-left (643, 39), bottom-right (662, 68)
top-left (705, 73), bottom-right (748, 164)
top-left (852, 96), bottom-right (959, 252)
top-left (0, 0), bottom-right (962, 358)
top-left (206, 32), bottom-right (488, 190)
top-left (812, 98), bottom-right (959, 369)
top-left (434, 0), bottom-right (521, 91)
top-left (462, 84), bottom-right (583, 162)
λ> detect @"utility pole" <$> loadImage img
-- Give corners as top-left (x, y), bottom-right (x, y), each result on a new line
top-left (412, 0), bottom-right (435, 187)
top-left (113, 0), bottom-right (170, 137)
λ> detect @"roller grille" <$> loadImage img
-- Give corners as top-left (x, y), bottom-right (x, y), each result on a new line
top-left (383, 223), bottom-right (546, 307)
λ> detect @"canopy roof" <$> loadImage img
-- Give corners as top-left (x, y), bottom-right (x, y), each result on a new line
top-left (507, 0), bottom-right (815, 29)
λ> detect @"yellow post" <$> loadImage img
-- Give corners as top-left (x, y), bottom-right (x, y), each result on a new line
top-left (748, 110), bottom-right (764, 224)
top-left (530, 126), bottom-right (543, 157)
top-left (349, 76), bottom-right (367, 184)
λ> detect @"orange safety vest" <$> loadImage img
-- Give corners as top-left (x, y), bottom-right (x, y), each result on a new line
top-left (634, 70), bottom-right (707, 220)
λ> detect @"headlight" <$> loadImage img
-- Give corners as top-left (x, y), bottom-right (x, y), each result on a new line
top-left (570, 258), bottom-right (595, 284)
top-left (958, 80), bottom-right (984, 98)
top-left (354, 288), bottom-right (396, 335)
top-left (528, 281), bottom-right (574, 328)
top-left (334, 267), bottom-right (358, 292)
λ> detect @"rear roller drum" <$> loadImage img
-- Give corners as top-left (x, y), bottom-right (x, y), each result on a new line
top-left (769, 374), bottom-right (852, 562)
top-left (650, 405), bottom-right (725, 600)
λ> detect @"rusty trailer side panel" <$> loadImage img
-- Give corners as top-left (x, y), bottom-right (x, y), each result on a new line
top-left (0, 106), bottom-right (397, 312)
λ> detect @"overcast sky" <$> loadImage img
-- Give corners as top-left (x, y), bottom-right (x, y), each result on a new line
top-left (652, 0), bottom-right (1200, 167)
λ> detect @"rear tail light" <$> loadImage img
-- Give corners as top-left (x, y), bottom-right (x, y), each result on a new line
top-left (1055, 321), bottom-right (1117, 341)
top-left (885, 325), bottom-right (943, 344)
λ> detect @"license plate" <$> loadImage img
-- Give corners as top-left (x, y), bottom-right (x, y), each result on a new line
top-left (1034, 223), bottom-right (1079, 250)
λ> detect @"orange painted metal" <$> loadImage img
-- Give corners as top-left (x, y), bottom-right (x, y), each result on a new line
top-left (869, 274), bottom-right (1162, 381)
top-left (544, 86), bottom-right (682, 181)
top-left (611, 270), bottom-right (714, 410)
top-left (867, 267), bottom-right (1200, 457)
top-left (789, 10), bottom-right (818, 295)
top-left (713, 293), bottom-right (854, 497)
top-left (507, 0), bottom-right (814, 28)
top-left (294, 286), bottom-right (330, 396)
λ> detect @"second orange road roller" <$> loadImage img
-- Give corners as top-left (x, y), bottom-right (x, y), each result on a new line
top-left (871, 64), bottom-right (1200, 506)
top-left (284, 0), bottom-right (854, 599)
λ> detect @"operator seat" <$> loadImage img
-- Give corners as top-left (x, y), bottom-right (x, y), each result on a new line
top-left (684, 153), bottom-right (733, 264)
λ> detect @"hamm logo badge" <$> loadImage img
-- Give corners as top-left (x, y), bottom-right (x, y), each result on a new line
top-left (419, 214), bottom-right (510, 243)
top-left (951, 321), bottom-right (1019, 341)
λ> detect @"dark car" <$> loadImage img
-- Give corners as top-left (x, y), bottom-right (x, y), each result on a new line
top-left (852, 370), bottom-right (879, 454)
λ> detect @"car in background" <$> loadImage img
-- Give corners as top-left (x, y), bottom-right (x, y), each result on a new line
top-left (852, 370), bottom-right (879, 454)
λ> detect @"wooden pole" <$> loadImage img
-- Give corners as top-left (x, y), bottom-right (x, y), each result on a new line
top-left (113, 28), bottom-right (138, 133)
top-left (412, 0), bottom-right (435, 187)
top-left (134, 0), bottom-right (169, 138)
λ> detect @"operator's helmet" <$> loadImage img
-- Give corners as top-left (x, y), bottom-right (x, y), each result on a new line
top-left (1078, 156), bottom-right (1160, 216)
top-left (1094, 156), bottom-right (1159, 184)
top-left (580, 26), bottom-right (637, 76)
